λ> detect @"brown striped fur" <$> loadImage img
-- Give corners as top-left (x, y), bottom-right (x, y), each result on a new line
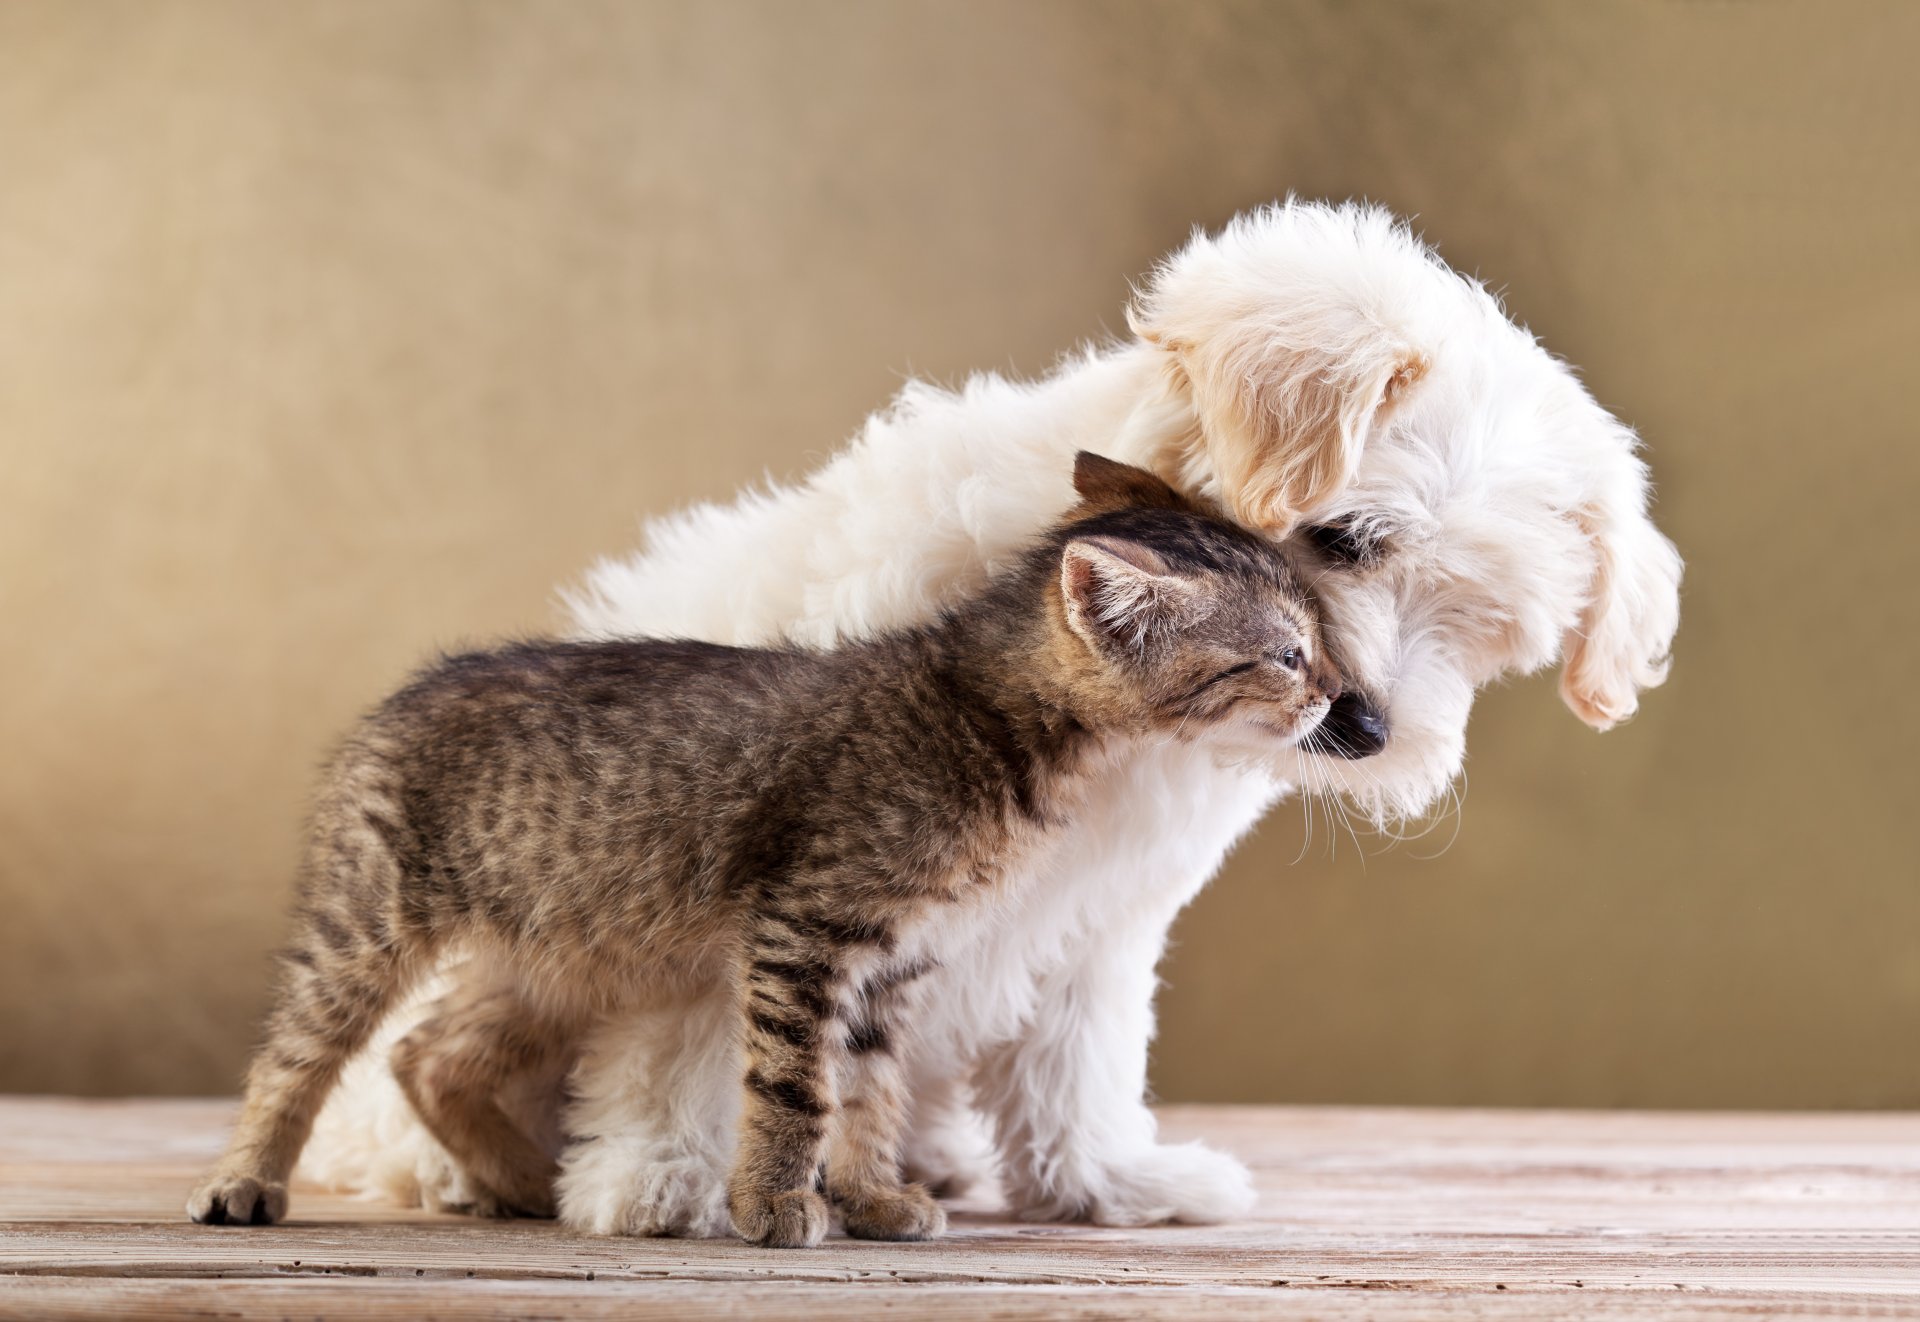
top-left (186, 453), bottom-right (1338, 1246)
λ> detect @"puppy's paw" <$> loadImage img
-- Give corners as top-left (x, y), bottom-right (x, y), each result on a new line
top-left (1013, 1141), bottom-right (1256, 1226)
top-left (838, 1182), bottom-right (946, 1241)
top-left (557, 1144), bottom-right (731, 1237)
top-left (187, 1170), bottom-right (288, 1226)
top-left (730, 1186), bottom-right (828, 1248)
top-left (900, 1111), bottom-right (995, 1199)
top-left (1092, 1141), bottom-right (1256, 1226)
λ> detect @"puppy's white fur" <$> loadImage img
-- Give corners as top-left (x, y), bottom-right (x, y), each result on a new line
top-left (302, 201), bottom-right (1681, 1231)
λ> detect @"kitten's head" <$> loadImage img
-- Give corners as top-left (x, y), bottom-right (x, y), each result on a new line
top-left (1048, 451), bottom-right (1341, 749)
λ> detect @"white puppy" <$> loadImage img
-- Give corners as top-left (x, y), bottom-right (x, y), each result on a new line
top-left (302, 201), bottom-right (1681, 1234)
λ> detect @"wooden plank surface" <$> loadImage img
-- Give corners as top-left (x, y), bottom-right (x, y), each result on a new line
top-left (2, 1098), bottom-right (1916, 1318)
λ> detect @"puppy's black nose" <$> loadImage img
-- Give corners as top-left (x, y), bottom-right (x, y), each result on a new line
top-left (1315, 691), bottom-right (1389, 758)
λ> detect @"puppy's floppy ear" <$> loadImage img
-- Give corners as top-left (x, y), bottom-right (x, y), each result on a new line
top-left (1060, 535), bottom-right (1199, 651)
top-left (1071, 451), bottom-right (1188, 512)
top-left (1129, 203), bottom-right (1436, 533)
top-left (1558, 423), bottom-right (1683, 731)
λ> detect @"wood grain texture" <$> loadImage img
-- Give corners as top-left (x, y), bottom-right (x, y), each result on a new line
top-left (2, 1098), bottom-right (1917, 1319)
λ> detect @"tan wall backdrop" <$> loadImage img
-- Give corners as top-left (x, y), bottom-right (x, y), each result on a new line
top-left (2, 1), bottom-right (1916, 1106)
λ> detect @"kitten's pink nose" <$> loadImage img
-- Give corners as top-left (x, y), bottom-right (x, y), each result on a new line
top-left (1320, 671), bottom-right (1343, 703)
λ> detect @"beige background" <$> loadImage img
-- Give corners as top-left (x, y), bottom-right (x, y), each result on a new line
top-left (2, 1), bottom-right (1915, 1107)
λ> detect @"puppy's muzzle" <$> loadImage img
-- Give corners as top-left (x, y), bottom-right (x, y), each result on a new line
top-left (1310, 691), bottom-right (1389, 759)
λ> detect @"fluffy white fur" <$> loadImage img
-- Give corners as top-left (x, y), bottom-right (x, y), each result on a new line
top-left (301, 201), bottom-right (1681, 1232)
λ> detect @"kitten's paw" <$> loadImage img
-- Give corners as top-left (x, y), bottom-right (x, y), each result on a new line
top-left (838, 1183), bottom-right (946, 1241)
top-left (187, 1171), bottom-right (289, 1226)
top-left (1016, 1141), bottom-right (1256, 1226)
top-left (498, 1179), bottom-right (558, 1220)
top-left (446, 1187), bottom-right (513, 1219)
top-left (558, 1146), bottom-right (731, 1237)
top-left (407, 1144), bottom-right (488, 1214)
top-left (449, 1181), bottom-right (555, 1221)
top-left (730, 1187), bottom-right (828, 1248)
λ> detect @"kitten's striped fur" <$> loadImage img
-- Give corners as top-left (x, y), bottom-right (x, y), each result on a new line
top-left (187, 453), bottom-right (1339, 1246)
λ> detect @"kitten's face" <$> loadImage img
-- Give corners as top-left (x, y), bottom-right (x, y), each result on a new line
top-left (1056, 515), bottom-right (1341, 751)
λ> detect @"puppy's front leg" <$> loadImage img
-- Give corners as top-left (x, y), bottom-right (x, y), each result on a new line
top-left (974, 916), bottom-right (1254, 1227)
top-left (967, 748), bottom-right (1272, 1226)
top-left (556, 991), bottom-right (738, 1238)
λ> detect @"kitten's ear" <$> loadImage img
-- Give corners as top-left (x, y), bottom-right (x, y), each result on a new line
top-left (1071, 451), bottom-right (1188, 512)
top-left (1060, 535), bottom-right (1199, 651)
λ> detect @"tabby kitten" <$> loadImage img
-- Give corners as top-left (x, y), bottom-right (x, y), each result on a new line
top-left (187, 452), bottom-right (1341, 1247)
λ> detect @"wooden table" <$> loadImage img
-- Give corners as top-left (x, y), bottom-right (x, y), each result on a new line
top-left (2, 1098), bottom-right (1915, 1319)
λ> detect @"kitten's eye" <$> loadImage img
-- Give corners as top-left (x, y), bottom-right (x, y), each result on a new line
top-left (1279, 647), bottom-right (1301, 671)
top-left (1303, 517), bottom-right (1382, 569)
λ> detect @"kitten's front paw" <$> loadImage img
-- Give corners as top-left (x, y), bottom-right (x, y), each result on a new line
top-left (838, 1183), bottom-right (946, 1241)
top-left (730, 1187), bottom-right (828, 1248)
top-left (187, 1170), bottom-right (288, 1226)
top-left (557, 1145), bottom-right (731, 1237)
top-left (1015, 1141), bottom-right (1256, 1226)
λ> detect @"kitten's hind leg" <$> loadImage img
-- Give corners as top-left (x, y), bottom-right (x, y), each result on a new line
top-left (188, 891), bottom-right (422, 1225)
top-left (827, 962), bottom-right (945, 1242)
top-left (391, 977), bottom-right (570, 1218)
top-left (188, 773), bottom-right (433, 1227)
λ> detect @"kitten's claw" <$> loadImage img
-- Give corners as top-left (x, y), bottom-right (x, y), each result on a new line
top-left (730, 1187), bottom-right (828, 1248)
top-left (187, 1172), bottom-right (288, 1226)
top-left (838, 1182), bottom-right (946, 1241)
